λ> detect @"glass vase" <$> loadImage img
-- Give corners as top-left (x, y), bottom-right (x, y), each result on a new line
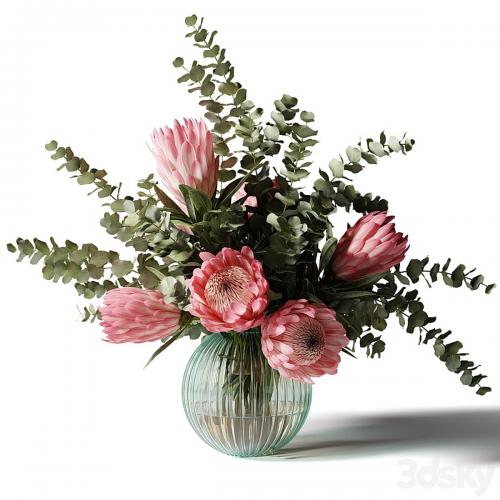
top-left (182, 329), bottom-right (312, 457)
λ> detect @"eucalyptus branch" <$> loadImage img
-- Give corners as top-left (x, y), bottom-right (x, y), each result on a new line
top-left (78, 303), bottom-right (101, 323)
top-left (328, 131), bottom-right (415, 178)
top-left (396, 258), bottom-right (496, 294)
top-left (6, 237), bottom-right (134, 301)
top-left (311, 172), bottom-right (389, 217)
top-left (269, 97), bottom-right (318, 182)
top-left (173, 14), bottom-right (263, 179)
top-left (375, 285), bottom-right (492, 396)
top-left (44, 140), bottom-right (120, 200)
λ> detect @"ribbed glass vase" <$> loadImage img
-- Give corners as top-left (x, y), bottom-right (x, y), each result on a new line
top-left (182, 330), bottom-right (312, 457)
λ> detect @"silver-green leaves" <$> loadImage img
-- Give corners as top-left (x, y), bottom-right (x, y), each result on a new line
top-left (401, 257), bottom-right (495, 293)
top-left (346, 145), bottom-right (361, 163)
top-left (7, 237), bottom-right (126, 299)
top-left (329, 132), bottom-right (415, 177)
top-left (264, 125), bottom-right (280, 141)
top-left (328, 158), bottom-right (344, 178)
top-left (45, 141), bottom-right (119, 200)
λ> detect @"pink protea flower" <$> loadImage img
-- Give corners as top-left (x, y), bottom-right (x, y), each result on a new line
top-left (233, 179), bottom-right (279, 216)
top-left (100, 288), bottom-right (181, 343)
top-left (330, 211), bottom-right (409, 281)
top-left (261, 299), bottom-right (349, 384)
top-left (188, 246), bottom-right (268, 333)
top-left (233, 183), bottom-right (258, 214)
top-left (150, 118), bottom-right (219, 214)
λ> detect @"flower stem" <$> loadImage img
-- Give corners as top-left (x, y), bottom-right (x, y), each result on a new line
top-left (143, 325), bottom-right (187, 369)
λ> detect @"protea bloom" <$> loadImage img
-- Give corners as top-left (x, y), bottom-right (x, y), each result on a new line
top-left (330, 211), bottom-right (409, 281)
top-left (100, 288), bottom-right (181, 343)
top-left (188, 246), bottom-right (268, 332)
top-left (261, 299), bottom-right (348, 384)
top-left (150, 118), bottom-right (219, 214)
top-left (233, 183), bottom-right (258, 216)
top-left (233, 179), bottom-right (279, 216)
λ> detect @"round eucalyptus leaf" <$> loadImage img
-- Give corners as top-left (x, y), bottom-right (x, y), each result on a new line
top-left (329, 158), bottom-right (344, 178)
top-left (346, 146), bottom-right (361, 163)
top-left (264, 125), bottom-right (280, 141)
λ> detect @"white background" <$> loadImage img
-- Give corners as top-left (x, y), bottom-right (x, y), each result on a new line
top-left (1, 1), bottom-right (500, 498)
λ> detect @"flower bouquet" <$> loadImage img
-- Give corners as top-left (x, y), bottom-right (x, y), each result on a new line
top-left (8, 14), bottom-right (495, 457)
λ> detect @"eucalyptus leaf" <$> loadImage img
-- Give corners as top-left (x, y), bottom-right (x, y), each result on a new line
top-left (111, 260), bottom-right (134, 278)
top-left (346, 146), bottom-right (361, 163)
top-left (328, 159), bottom-right (344, 178)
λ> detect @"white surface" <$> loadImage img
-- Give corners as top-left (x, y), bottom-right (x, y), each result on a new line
top-left (1, 1), bottom-right (500, 498)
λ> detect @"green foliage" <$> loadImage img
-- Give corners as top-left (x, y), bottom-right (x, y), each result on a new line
top-left (311, 131), bottom-right (413, 218)
top-left (157, 275), bottom-right (190, 309)
top-left (101, 175), bottom-right (194, 269)
top-left (180, 184), bottom-right (212, 222)
top-left (191, 206), bottom-right (247, 254)
top-left (323, 287), bottom-right (389, 359)
top-left (311, 172), bottom-right (389, 217)
top-left (329, 132), bottom-right (415, 177)
top-left (45, 141), bottom-right (120, 200)
top-left (397, 258), bottom-right (494, 293)
top-left (173, 16), bottom-right (253, 177)
top-left (318, 231), bottom-right (337, 273)
top-left (318, 261), bottom-right (495, 395)
top-left (173, 17), bottom-right (320, 186)
top-left (7, 237), bottom-right (127, 299)
top-left (271, 95), bottom-right (318, 182)
top-left (79, 303), bottom-right (101, 323)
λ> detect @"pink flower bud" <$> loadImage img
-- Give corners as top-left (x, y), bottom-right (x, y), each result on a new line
top-left (100, 288), bottom-right (181, 343)
top-left (330, 211), bottom-right (409, 281)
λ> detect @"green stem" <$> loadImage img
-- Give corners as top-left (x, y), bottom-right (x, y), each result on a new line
top-left (401, 269), bottom-right (489, 290)
top-left (144, 325), bottom-right (187, 368)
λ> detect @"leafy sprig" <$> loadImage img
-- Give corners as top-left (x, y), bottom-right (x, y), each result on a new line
top-left (174, 14), bottom-right (258, 178)
top-left (7, 237), bottom-right (129, 299)
top-left (312, 172), bottom-right (389, 217)
top-left (319, 264), bottom-right (494, 395)
top-left (329, 132), bottom-right (415, 178)
top-left (174, 16), bottom-right (320, 185)
top-left (380, 280), bottom-right (492, 396)
top-left (44, 140), bottom-right (121, 200)
top-left (397, 257), bottom-right (495, 293)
